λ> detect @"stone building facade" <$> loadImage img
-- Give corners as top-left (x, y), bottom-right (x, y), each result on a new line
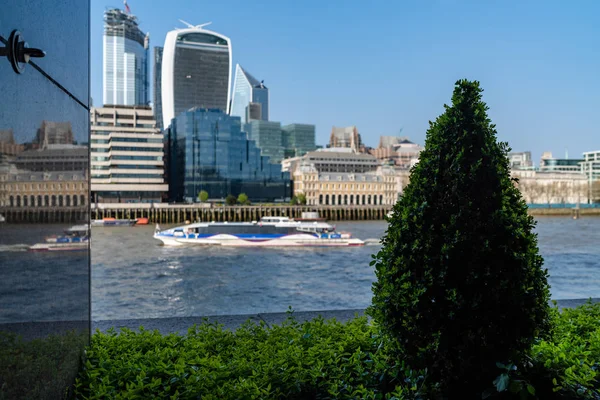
top-left (0, 168), bottom-right (88, 208)
top-left (512, 169), bottom-right (588, 204)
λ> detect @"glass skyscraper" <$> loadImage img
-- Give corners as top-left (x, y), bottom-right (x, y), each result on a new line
top-left (103, 8), bottom-right (149, 106)
top-left (282, 123), bottom-right (317, 158)
top-left (153, 46), bottom-right (163, 130)
top-left (244, 120), bottom-right (284, 163)
top-left (166, 109), bottom-right (290, 202)
top-left (161, 23), bottom-right (232, 130)
top-left (230, 64), bottom-right (269, 124)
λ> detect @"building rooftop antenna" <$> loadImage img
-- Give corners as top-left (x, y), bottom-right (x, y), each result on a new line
top-left (179, 20), bottom-right (213, 29)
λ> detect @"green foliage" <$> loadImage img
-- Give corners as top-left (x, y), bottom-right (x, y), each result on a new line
top-left (483, 301), bottom-right (600, 400)
top-left (75, 315), bottom-right (440, 400)
top-left (0, 329), bottom-right (87, 400)
top-left (225, 194), bottom-right (237, 206)
top-left (290, 195), bottom-right (298, 205)
top-left (297, 193), bottom-right (307, 205)
top-left (237, 193), bottom-right (250, 205)
top-left (198, 190), bottom-right (209, 202)
top-left (368, 79), bottom-right (551, 396)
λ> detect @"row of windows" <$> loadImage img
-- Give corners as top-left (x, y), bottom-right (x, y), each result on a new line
top-left (93, 146), bottom-right (163, 153)
top-left (315, 194), bottom-right (388, 206)
top-left (91, 165), bottom-right (162, 170)
top-left (3, 182), bottom-right (86, 190)
top-left (91, 173), bottom-right (164, 179)
top-left (92, 155), bottom-right (163, 161)
top-left (91, 137), bottom-right (162, 144)
top-left (7, 194), bottom-right (86, 207)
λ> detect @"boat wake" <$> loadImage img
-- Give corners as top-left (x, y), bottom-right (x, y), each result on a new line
top-left (363, 238), bottom-right (382, 246)
top-left (0, 244), bottom-right (30, 253)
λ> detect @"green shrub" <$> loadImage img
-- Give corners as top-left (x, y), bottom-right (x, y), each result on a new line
top-left (198, 190), bottom-right (209, 202)
top-left (368, 79), bottom-right (551, 396)
top-left (75, 314), bottom-right (440, 400)
top-left (0, 329), bottom-right (87, 400)
top-left (237, 193), bottom-right (250, 205)
top-left (225, 195), bottom-right (237, 206)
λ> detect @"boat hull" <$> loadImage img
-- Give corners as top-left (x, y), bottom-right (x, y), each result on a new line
top-left (28, 242), bottom-right (88, 252)
top-left (153, 233), bottom-right (364, 247)
top-left (91, 219), bottom-right (137, 227)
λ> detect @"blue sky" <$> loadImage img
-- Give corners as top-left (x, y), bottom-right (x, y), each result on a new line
top-left (91, 0), bottom-right (599, 163)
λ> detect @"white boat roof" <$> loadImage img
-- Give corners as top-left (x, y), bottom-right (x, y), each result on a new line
top-left (168, 218), bottom-right (334, 230)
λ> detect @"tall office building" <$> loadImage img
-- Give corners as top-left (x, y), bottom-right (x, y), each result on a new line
top-left (244, 120), bottom-right (283, 163)
top-left (161, 22), bottom-right (232, 129)
top-left (103, 8), bottom-right (149, 106)
top-left (90, 106), bottom-right (168, 203)
top-left (166, 109), bottom-right (290, 202)
top-left (282, 124), bottom-right (316, 158)
top-left (230, 64), bottom-right (269, 124)
top-left (153, 46), bottom-right (163, 129)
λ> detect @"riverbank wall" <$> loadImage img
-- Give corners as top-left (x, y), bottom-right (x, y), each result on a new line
top-left (1, 204), bottom-right (599, 224)
top-left (92, 298), bottom-right (599, 335)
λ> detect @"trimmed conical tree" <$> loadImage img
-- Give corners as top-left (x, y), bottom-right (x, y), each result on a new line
top-left (368, 80), bottom-right (551, 396)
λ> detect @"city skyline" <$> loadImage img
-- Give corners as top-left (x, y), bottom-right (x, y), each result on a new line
top-left (91, 0), bottom-right (600, 163)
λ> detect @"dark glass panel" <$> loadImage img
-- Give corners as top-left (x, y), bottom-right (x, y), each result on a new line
top-left (0, 1), bottom-right (90, 398)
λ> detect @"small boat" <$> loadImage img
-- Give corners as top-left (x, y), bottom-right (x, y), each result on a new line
top-left (136, 217), bottom-right (149, 225)
top-left (153, 216), bottom-right (364, 247)
top-left (91, 218), bottom-right (137, 227)
top-left (29, 224), bottom-right (90, 252)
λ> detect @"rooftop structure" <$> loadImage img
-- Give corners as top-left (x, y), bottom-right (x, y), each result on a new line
top-left (369, 136), bottom-right (422, 170)
top-left (508, 151), bottom-right (534, 170)
top-left (244, 120), bottom-right (284, 164)
top-left (329, 126), bottom-right (365, 153)
top-left (281, 150), bottom-right (380, 174)
top-left (34, 121), bottom-right (75, 148)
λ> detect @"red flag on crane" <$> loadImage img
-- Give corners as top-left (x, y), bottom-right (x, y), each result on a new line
top-left (123, 0), bottom-right (131, 13)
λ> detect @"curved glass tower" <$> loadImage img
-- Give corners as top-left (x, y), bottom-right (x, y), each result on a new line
top-left (161, 23), bottom-right (232, 129)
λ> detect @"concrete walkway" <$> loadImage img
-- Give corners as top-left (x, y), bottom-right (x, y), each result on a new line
top-left (92, 298), bottom-right (600, 335)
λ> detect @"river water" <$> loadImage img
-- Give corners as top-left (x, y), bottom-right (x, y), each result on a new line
top-left (1, 217), bottom-right (599, 322)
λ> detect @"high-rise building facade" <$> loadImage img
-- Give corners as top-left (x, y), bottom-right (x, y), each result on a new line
top-left (230, 64), bottom-right (269, 124)
top-left (165, 108), bottom-right (290, 202)
top-left (90, 106), bottom-right (168, 203)
top-left (103, 8), bottom-right (149, 106)
top-left (244, 120), bottom-right (284, 163)
top-left (161, 23), bottom-right (232, 129)
top-left (282, 124), bottom-right (316, 158)
top-left (153, 46), bottom-right (164, 130)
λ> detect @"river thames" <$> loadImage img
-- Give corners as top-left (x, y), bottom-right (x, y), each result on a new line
top-left (91, 217), bottom-right (600, 320)
top-left (0, 216), bottom-right (598, 322)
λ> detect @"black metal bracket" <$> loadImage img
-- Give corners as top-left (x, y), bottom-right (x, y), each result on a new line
top-left (0, 30), bottom-right (46, 74)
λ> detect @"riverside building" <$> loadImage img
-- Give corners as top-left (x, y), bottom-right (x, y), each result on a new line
top-left (90, 106), bottom-right (168, 203)
top-left (230, 64), bottom-right (269, 124)
top-left (165, 108), bottom-right (291, 203)
top-left (581, 150), bottom-right (600, 203)
top-left (161, 22), bottom-right (232, 129)
top-left (286, 150), bottom-right (397, 206)
top-left (539, 152), bottom-right (584, 173)
top-left (103, 8), bottom-right (149, 106)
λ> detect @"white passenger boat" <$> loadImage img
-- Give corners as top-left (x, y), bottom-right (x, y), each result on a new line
top-left (29, 224), bottom-right (90, 252)
top-left (153, 217), bottom-right (364, 247)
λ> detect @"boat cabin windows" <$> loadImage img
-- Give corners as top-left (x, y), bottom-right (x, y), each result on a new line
top-left (261, 217), bottom-right (290, 224)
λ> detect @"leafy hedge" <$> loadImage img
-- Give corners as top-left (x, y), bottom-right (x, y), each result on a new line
top-left (0, 329), bottom-right (87, 400)
top-left (75, 303), bottom-right (600, 399)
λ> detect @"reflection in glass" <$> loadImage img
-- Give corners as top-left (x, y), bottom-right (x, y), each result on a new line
top-left (0, 0), bottom-right (90, 397)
